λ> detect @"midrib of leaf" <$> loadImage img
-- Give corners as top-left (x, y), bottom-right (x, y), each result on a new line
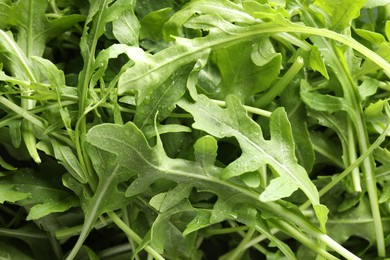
top-left (326, 217), bottom-right (390, 224)
top-left (66, 164), bottom-right (120, 260)
top-left (78, 0), bottom-right (107, 119)
top-left (0, 96), bottom-right (44, 129)
top-left (0, 30), bottom-right (36, 82)
top-left (0, 228), bottom-right (47, 239)
top-left (27, 0), bottom-right (33, 58)
top-left (93, 129), bottom-right (320, 236)
top-left (197, 3), bottom-right (255, 22)
top-left (120, 22), bottom-right (390, 93)
top-left (75, 0), bottom-right (109, 190)
top-left (139, 81), bottom-right (173, 129)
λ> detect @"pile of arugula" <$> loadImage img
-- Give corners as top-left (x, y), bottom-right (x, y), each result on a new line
top-left (0, 0), bottom-right (389, 259)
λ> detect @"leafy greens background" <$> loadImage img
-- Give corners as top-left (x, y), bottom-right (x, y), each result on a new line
top-left (0, 0), bottom-right (389, 259)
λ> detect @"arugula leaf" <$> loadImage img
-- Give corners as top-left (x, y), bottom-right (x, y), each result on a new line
top-left (0, 168), bottom-right (78, 220)
top-left (1, 0), bottom-right (389, 259)
top-left (178, 95), bottom-right (320, 204)
top-left (213, 40), bottom-right (281, 102)
top-left (314, 0), bottom-right (366, 32)
top-left (0, 0), bottom-right (84, 56)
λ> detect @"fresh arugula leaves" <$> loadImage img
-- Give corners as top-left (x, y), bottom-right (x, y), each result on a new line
top-left (0, 0), bottom-right (389, 259)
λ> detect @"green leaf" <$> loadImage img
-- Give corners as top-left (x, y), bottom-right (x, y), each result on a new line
top-left (0, 223), bottom-right (56, 259)
top-left (280, 81), bottom-right (315, 173)
top-left (178, 95), bottom-right (320, 206)
top-left (194, 135), bottom-right (218, 168)
top-left (214, 40), bottom-right (281, 101)
top-left (183, 209), bottom-right (212, 236)
top-left (327, 198), bottom-right (379, 246)
top-left (309, 45), bottom-right (329, 79)
top-left (357, 78), bottom-right (379, 101)
top-left (364, 0), bottom-right (390, 8)
top-left (0, 0), bottom-right (84, 56)
top-left (51, 140), bottom-right (86, 183)
top-left (0, 184), bottom-right (30, 203)
top-left (355, 28), bottom-right (387, 45)
top-left (0, 154), bottom-right (17, 171)
top-left (140, 8), bottom-right (173, 41)
top-left (314, 0), bottom-right (366, 32)
top-left (0, 241), bottom-right (34, 260)
top-left (0, 168), bottom-right (78, 220)
top-left (112, 9), bottom-right (140, 46)
top-left (117, 41), bottom-right (210, 100)
top-left (163, 0), bottom-right (256, 39)
top-left (149, 183), bottom-right (192, 212)
top-left (134, 64), bottom-right (193, 129)
top-left (300, 80), bottom-right (352, 114)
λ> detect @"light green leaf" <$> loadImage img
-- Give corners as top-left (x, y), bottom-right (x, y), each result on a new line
top-left (0, 0), bottom-right (84, 56)
top-left (280, 81), bottom-right (315, 173)
top-left (163, 0), bottom-right (256, 39)
top-left (85, 121), bottom-right (333, 258)
top-left (214, 41), bottom-right (281, 101)
top-left (194, 135), bottom-right (218, 168)
top-left (0, 184), bottom-right (30, 203)
top-left (52, 140), bottom-right (86, 183)
top-left (358, 78), bottom-right (379, 101)
top-left (0, 154), bottom-right (17, 171)
top-left (386, 21), bottom-right (390, 42)
top-left (300, 80), bottom-right (352, 114)
top-left (27, 196), bottom-right (79, 221)
top-left (251, 37), bottom-right (281, 67)
top-left (364, 0), bottom-right (390, 8)
top-left (183, 209), bottom-right (212, 236)
top-left (140, 8), bottom-right (173, 41)
top-left (259, 177), bottom-right (297, 202)
top-left (118, 41), bottom-right (210, 101)
top-left (314, 0), bottom-right (366, 32)
top-left (112, 9), bottom-right (140, 46)
top-left (178, 95), bottom-right (320, 206)
top-left (354, 28), bottom-right (387, 45)
top-left (309, 45), bottom-right (329, 79)
top-left (149, 183), bottom-right (192, 212)
top-left (134, 64), bottom-right (193, 129)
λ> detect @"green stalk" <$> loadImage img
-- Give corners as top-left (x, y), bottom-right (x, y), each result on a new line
top-left (211, 99), bottom-right (272, 117)
top-left (0, 29), bottom-right (40, 163)
top-left (316, 233), bottom-right (361, 260)
top-left (164, 165), bottom-right (359, 258)
top-left (270, 220), bottom-right (339, 260)
top-left (107, 212), bottom-right (165, 260)
top-left (301, 121), bottom-right (390, 210)
top-left (0, 96), bottom-right (45, 129)
top-left (74, 0), bottom-right (109, 190)
top-left (346, 119), bottom-right (362, 192)
top-left (334, 47), bottom-right (385, 256)
top-left (292, 5), bottom-right (386, 255)
top-left (222, 228), bottom-right (256, 260)
top-left (255, 56), bottom-right (304, 108)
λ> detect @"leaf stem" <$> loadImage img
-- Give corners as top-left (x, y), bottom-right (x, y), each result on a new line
top-left (316, 233), bottom-right (361, 260)
top-left (107, 211), bottom-right (165, 260)
top-left (270, 219), bottom-right (338, 260)
top-left (300, 121), bottom-right (390, 210)
top-left (346, 119), bottom-right (362, 192)
top-left (255, 56), bottom-right (304, 108)
top-left (210, 99), bottom-right (272, 117)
